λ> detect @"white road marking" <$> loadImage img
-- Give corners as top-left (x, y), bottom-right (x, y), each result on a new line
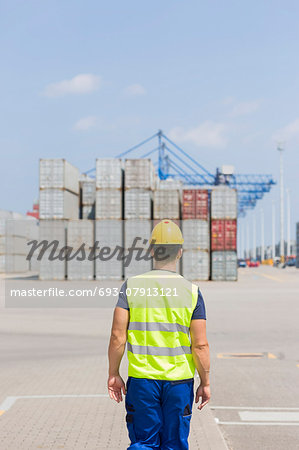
top-left (211, 406), bottom-right (299, 427)
top-left (0, 394), bottom-right (109, 413)
top-left (211, 406), bottom-right (299, 411)
top-left (217, 421), bottom-right (299, 426)
top-left (0, 397), bottom-right (17, 411)
top-left (239, 411), bottom-right (299, 422)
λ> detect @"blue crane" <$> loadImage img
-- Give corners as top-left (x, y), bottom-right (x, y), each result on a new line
top-left (85, 130), bottom-right (276, 216)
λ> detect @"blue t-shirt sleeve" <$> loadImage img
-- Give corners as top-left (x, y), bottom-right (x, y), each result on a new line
top-left (191, 289), bottom-right (206, 320)
top-left (116, 281), bottom-right (129, 310)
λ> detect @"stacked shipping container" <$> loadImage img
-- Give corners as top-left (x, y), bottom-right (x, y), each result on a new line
top-left (39, 159), bottom-right (79, 280)
top-left (39, 159), bottom-right (79, 219)
top-left (80, 179), bottom-right (96, 219)
top-left (15, 157), bottom-right (240, 281)
top-left (95, 159), bottom-right (123, 280)
top-left (181, 189), bottom-right (210, 280)
top-left (211, 186), bottom-right (238, 281)
top-left (67, 220), bottom-right (94, 280)
top-left (0, 215), bottom-right (27, 273)
top-left (39, 220), bottom-right (67, 280)
top-left (124, 159), bottom-right (154, 277)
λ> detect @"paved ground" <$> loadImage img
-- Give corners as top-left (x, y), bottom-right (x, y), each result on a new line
top-left (0, 266), bottom-right (298, 449)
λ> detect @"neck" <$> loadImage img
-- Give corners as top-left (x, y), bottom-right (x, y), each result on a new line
top-left (153, 260), bottom-right (178, 272)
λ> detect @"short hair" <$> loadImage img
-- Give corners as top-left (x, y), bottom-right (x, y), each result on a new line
top-left (152, 244), bottom-right (182, 262)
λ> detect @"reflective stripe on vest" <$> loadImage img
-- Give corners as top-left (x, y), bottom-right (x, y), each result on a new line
top-left (128, 322), bottom-right (190, 334)
top-left (127, 342), bottom-right (192, 356)
top-left (126, 270), bottom-right (198, 381)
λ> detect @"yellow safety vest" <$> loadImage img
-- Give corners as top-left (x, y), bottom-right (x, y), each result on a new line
top-left (127, 270), bottom-right (198, 380)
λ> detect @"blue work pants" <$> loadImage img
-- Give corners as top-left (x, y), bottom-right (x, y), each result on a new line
top-left (125, 376), bottom-right (194, 450)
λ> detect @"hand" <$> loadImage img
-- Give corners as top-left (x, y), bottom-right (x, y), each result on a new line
top-left (108, 374), bottom-right (126, 403)
top-left (195, 384), bottom-right (211, 410)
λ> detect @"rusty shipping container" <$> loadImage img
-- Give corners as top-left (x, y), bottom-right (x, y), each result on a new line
top-left (182, 189), bottom-right (209, 220)
top-left (211, 219), bottom-right (237, 251)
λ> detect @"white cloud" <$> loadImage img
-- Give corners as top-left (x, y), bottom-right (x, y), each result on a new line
top-left (44, 74), bottom-right (101, 97)
top-left (229, 100), bottom-right (260, 117)
top-left (273, 118), bottom-right (299, 142)
top-left (123, 84), bottom-right (146, 96)
top-left (73, 116), bottom-right (98, 131)
top-left (169, 121), bottom-right (228, 149)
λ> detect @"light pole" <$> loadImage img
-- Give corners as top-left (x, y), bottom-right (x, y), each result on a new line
top-left (286, 188), bottom-right (291, 258)
top-left (253, 212), bottom-right (257, 260)
top-left (242, 222), bottom-right (245, 259)
top-left (261, 208), bottom-right (264, 262)
top-left (272, 201), bottom-right (276, 260)
top-left (277, 144), bottom-right (284, 262)
top-left (246, 221), bottom-right (250, 259)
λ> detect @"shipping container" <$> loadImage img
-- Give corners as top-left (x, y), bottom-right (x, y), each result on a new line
top-left (182, 250), bottom-right (209, 281)
top-left (39, 189), bottom-right (79, 219)
top-left (211, 219), bottom-right (237, 251)
top-left (125, 190), bottom-right (152, 219)
top-left (67, 220), bottom-right (94, 279)
top-left (29, 254), bottom-right (40, 272)
top-left (96, 159), bottom-right (122, 189)
top-left (39, 220), bottom-right (67, 249)
top-left (0, 236), bottom-right (27, 255)
top-left (39, 250), bottom-right (66, 280)
top-left (0, 219), bottom-right (30, 237)
top-left (182, 189), bottom-right (209, 220)
top-left (67, 220), bottom-right (94, 249)
top-left (182, 220), bottom-right (209, 250)
top-left (96, 189), bottom-right (122, 219)
top-left (211, 186), bottom-right (237, 219)
top-left (125, 159), bottom-right (155, 190)
top-left (154, 190), bottom-right (180, 220)
top-left (95, 220), bottom-right (123, 280)
top-left (25, 219), bottom-right (39, 240)
top-left (211, 251), bottom-right (238, 281)
top-left (157, 179), bottom-right (183, 191)
top-left (39, 159), bottom-right (79, 194)
top-left (82, 204), bottom-right (95, 220)
top-left (0, 254), bottom-right (29, 273)
top-left (124, 220), bottom-right (151, 250)
top-left (224, 219), bottom-right (237, 250)
top-left (81, 180), bottom-right (96, 205)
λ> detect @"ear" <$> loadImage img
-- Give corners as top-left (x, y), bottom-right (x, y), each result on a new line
top-left (177, 248), bottom-right (183, 259)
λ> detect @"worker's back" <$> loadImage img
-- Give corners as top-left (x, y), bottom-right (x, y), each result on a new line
top-left (108, 220), bottom-right (210, 450)
top-left (126, 269), bottom-right (199, 381)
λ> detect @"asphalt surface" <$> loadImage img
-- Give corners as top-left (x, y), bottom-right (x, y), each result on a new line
top-left (0, 266), bottom-right (298, 449)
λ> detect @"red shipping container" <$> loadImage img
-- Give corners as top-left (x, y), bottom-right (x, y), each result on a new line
top-left (224, 219), bottom-right (237, 250)
top-left (195, 190), bottom-right (209, 220)
top-left (182, 189), bottom-right (208, 220)
top-left (211, 219), bottom-right (225, 250)
top-left (211, 219), bottom-right (237, 250)
top-left (182, 190), bottom-right (196, 219)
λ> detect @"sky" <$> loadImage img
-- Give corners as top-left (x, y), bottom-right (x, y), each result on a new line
top-left (1, 0), bottom-right (299, 249)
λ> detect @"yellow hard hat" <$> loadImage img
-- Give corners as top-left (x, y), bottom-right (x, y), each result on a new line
top-left (150, 219), bottom-right (184, 245)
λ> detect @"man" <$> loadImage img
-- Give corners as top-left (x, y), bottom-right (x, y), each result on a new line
top-left (108, 219), bottom-right (210, 449)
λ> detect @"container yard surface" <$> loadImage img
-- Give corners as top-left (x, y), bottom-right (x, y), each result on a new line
top-left (1, 266), bottom-right (299, 450)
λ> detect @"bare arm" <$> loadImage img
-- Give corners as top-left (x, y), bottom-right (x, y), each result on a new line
top-left (107, 306), bottom-right (129, 403)
top-left (190, 319), bottom-right (211, 409)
